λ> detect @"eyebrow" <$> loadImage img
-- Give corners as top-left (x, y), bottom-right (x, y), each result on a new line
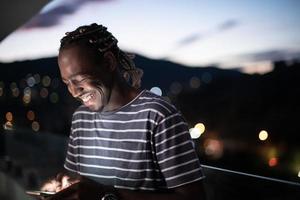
top-left (62, 73), bottom-right (89, 81)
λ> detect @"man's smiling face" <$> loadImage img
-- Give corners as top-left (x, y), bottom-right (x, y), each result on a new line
top-left (58, 43), bottom-right (113, 111)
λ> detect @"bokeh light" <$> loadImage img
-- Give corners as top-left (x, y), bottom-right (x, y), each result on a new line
top-left (3, 121), bottom-right (13, 130)
top-left (170, 82), bottom-right (182, 95)
top-left (5, 112), bottom-right (13, 121)
top-left (50, 92), bottom-right (59, 103)
top-left (40, 88), bottom-right (49, 98)
top-left (12, 88), bottom-right (20, 97)
top-left (259, 130), bottom-right (268, 141)
top-left (51, 77), bottom-right (60, 89)
top-left (33, 74), bottom-right (41, 84)
top-left (27, 110), bottom-right (35, 121)
top-left (298, 171), bottom-right (300, 178)
top-left (32, 121), bottom-right (40, 132)
top-left (42, 76), bottom-right (51, 87)
top-left (204, 139), bottom-right (223, 159)
top-left (0, 87), bottom-right (3, 97)
top-left (195, 123), bottom-right (205, 134)
top-left (189, 128), bottom-right (201, 139)
top-left (268, 157), bottom-right (278, 167)
top-left (27, 76), bottom-right (36, 87)
top-left (201, 72), bottom-right (212, 84)
top-left (23, 94), bottom-right (31, 104)
top-left (10, 82), bottom-right (17, 90)
top-left (189, 76), bottom-right (201, 89)
top-left (150, 87), bottom-right (162, 96)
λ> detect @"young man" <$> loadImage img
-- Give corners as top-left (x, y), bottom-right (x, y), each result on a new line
top-left (43, 23), bottom-right (206, 200)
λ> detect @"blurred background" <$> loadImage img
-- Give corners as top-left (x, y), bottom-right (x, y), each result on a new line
top-left (0, 0), bottom-right (300, 199)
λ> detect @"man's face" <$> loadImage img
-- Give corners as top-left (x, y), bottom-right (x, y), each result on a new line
top-left (58, 44), bottom-right (113, 111)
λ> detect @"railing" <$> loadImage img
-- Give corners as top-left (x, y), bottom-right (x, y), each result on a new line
top-left (1, 130), bottom-right (300, 200)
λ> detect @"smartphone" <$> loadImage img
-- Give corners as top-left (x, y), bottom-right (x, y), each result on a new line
top-left (26, 190), bottom-right (55, 198)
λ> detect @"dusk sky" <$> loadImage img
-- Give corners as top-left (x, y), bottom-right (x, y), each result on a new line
top-left (0, 0), bottom-right (299, 73)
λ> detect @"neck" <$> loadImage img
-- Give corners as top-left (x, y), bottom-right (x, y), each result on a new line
top-left (103, 77), bottom-right (141, 112)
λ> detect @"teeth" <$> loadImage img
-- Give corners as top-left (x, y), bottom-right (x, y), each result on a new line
top-left (81, 93), bottom-right (93, 102)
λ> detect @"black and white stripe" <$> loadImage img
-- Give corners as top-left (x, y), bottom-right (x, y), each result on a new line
top-left (64, 90), bottom-right (204, 190)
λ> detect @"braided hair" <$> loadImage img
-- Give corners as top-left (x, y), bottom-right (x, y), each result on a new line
top-left (59, 23), bottom-right (143, 89)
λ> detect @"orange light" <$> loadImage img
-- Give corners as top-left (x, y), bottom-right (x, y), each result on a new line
top-left (5, 112), bottom-right (13, 121)
top-left (268, 157), bottom-right (278, 167)
top-left (27, 110), bottom-right (35, 121)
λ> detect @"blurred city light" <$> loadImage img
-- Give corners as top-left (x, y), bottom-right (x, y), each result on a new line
top-left (3, 121), bottom-right (13, 130)
top-left (189, 76), bottom-right (201, 89)
top-left (12, 88), bottom-right (20, 97)
top-left (201, 72), bottom-right (212, 84)
top-left (259, 130), bottom-right (268, 141)
top-left (0, 87), bottom-right (3, 96)
top-left (5, 112), bottom-right (13, 121)
top-left (23, 94), bottom-right (31, 104)
top-left (24, 87), bottom-right (31, 95)
top-left (42, 75), bottom-right (51, 87)
top-left (40, 88), bottom-right (49, 98)
top-left (10, 82), bottom-right (17, 90)
top-left (27, 76), bottom-right (36, 87)
top-left (298, 171), bottom-right (300, 178)
top-left (51, 77), bottom-right (60, 89)
top-left (150, 86), bottom-right (162, 96)
top-left (27, 110), bottom-right (35, 121)
top-left (170, 82), bottom-right (182, 95)
top-left (33, 74), bottom-right (41, 84)
top-left (195, 123), bottom-right (205, 134)
top-left (50, 92), bottom-right (59, 103)
top-left (204, 139), bottom-right (223, 159)
top-left (268, 157), bottom-right (278, 167)
top-left (189, 128), bottom-right (201, 139)
top-left (32, 121), bottom-right (40, 132)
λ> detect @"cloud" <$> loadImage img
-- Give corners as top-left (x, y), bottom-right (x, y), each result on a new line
top-left (177, 34), bottom-right (203, 47)
top-left (217, 19), bottom-right (240, 31)
top-left (236, 49), bottom-right (300, 62)
top-left (176, 19), bottom-right (240, 48)
top-left (22, 0), bottom-right (112, 29)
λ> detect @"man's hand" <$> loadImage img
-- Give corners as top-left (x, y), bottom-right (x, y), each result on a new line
top-left (41, 173), bottom-right (79, 193)
top-left (46, 177), bottom-right (106, 200)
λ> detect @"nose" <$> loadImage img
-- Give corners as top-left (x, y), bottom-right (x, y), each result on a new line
top-left (68, 83), bottom-right (83, 98)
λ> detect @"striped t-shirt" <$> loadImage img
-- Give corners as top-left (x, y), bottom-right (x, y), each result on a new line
top-left (64, 90), bottom-right (204, 191)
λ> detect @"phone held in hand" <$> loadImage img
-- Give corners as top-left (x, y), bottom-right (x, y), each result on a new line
top-left (26, 190), bottom-right (55, 198)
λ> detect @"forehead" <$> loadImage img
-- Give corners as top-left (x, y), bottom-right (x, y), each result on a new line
top-left (58, 44), bottom-right (102, 78)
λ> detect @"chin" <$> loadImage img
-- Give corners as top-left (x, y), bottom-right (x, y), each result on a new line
top-left (88, 104), bottom-right (103, 112)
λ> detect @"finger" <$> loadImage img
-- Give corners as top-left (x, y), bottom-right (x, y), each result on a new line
top-left (56, 173), bottom-right (64, 182)
top-left (48, 182), bottom-right (79, 200)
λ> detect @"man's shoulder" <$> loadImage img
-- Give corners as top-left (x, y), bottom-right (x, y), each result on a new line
top-left (71, 105), bottom-right (94, 118)
top-left (136, 90), bottom-right (179, 116)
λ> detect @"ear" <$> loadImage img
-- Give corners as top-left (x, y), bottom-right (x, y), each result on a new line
top-left (103, 51), bottom-right (117, 72)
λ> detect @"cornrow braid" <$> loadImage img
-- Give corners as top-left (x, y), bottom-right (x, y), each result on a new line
top-left (59, 23), bottom-right (143, 89)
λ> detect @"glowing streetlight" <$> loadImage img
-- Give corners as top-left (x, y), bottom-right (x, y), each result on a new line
top-left (189, 128), bottom-right (201, 139)
top-left (268, 157), bottom-right (278, 167)
top-left (195, 123), bottom-right (205, 135)
top-left (259, 130), bottom-right (268, 141)
top-left (150, 87), bottom-right (162, 96)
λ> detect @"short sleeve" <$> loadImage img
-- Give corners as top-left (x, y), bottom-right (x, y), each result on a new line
top-left (154, 111), bottom-right (205, 188)
top-left (64, 126), bottom-right (78, 173)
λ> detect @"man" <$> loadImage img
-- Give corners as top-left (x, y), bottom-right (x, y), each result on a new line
top-left (43, 23), bottom-right (206, 200)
